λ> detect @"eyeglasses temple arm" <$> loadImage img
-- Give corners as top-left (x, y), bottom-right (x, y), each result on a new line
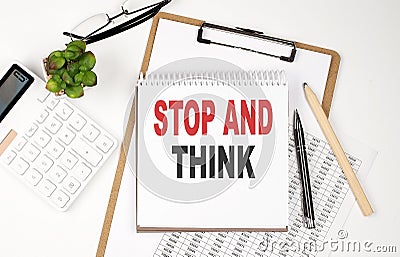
top-left (125, 0), bottom-right (170, 15)
top-left (62, 0), bottom-right (169, 44)
top-left (65, 5), bottom-right (162, 44)
top-left (85, 8), bottom-right (161, 44)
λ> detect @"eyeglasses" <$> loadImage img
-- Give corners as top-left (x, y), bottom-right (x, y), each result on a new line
top-left (63, 0), bottom-right (171, 44)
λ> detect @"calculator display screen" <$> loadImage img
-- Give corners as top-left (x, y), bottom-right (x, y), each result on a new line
top-left (0, 64), bottom-right (34, 122)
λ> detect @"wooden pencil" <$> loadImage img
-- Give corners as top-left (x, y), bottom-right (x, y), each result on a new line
top-left (303, 83), bottom-right (373, 216)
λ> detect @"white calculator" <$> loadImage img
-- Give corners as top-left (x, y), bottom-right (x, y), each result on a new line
top-left (0, 61), bottom-right (117, 211)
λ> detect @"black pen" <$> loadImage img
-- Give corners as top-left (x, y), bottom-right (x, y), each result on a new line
top-left (293, 109), bottom-right (315, 229)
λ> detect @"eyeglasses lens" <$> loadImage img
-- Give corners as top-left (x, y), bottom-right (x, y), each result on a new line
top-left (70, 13), bottom-right (110, 39)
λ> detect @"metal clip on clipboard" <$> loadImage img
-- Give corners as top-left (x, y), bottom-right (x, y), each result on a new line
top-left (197, 23), bottom-right (297, 62)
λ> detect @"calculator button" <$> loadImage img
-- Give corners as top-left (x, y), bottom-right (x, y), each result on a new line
top-left (33, 130), bottom-right (51, 148)
top-left (55, 103), bottom-right (73, 121)
top-left (69, 114), bottom-right (87, 131)
top-left (95, 134), bottom-right (114, 153)
top-left (38, 179), bottom-right (56, 197)
top-left (44, 117), bottom-right (62, 134)
top-left (63, 176), bottom-right (81, 194)
top-left (73, 163), bottom-right (92, 181)
top-left (60, 152), bottom-right (78, 170)
top-left (25, 124), bottom-right (38, 137)
top-left (51, 190), bottom-right (70, 208)
top-left (35, 154), bottom-right (53, 173)
top-left (2, 150), bottom-right (17, 165)
top-left (22, 144), bottom-right (41, 162)
top-left (11, 158), bottom-right (30, 175)
top-left (71, 138), bottom-right (102, 167)
top-left (14, 137), bottom-right (27, 151)
top-left (47, 141), bottom-right (65, 159)
top-left (58, 127), bottom-right (76, 145)
top-left (82, 125), bottom-right (100, 142)
top-left (49, 166), bottom-right (67, 183)
top-left (37, 91), bottom-right (50, 103)
top-left (46, 98), bottom-right (59, 110)
top-left (37, 109), bottom-right (49, 124)
top-left (25, 169), bottom-right (42, 186)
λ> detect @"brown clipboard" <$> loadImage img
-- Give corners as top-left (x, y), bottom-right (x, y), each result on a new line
top-left (96, 12), bottom-right (340, 256)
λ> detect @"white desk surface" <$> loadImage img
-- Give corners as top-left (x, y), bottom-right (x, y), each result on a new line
top-left (0, 0), bottom-right (399, 256)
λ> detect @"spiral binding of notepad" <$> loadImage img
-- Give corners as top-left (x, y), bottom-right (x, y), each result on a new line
top-left (140, 70), bottom-right (287, 87)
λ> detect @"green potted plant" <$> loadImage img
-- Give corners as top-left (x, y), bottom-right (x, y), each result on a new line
top-left (43, 40), bottom-right (97, 98)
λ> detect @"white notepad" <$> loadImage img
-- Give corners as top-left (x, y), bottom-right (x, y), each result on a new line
top-left (136, 71), bottom-right (288, 231)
